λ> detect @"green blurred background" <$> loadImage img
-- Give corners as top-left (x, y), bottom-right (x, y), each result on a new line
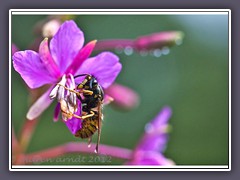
top-left (12, 14), bottom-right (229, 165)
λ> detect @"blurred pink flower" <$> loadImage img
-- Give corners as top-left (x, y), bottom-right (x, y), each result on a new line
top-left (134, 31), bottom-right (184, 51)
top-left (94, 31), bottom-right (184, 53)
top-left (128, 106), bottom-right (174, 165)
top-left (105, 83), bottom-right (139, 110)
top-left (42, 19), bottom-right (61, 38)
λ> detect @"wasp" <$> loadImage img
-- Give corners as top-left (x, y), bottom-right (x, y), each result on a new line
top-left (59, 74), bottom-right (104, 153)
top-left (74, 74), bottom-right (104, 153)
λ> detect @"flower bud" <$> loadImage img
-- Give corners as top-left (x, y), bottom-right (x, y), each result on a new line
top-left (105, 83), bottom-right (139, 110)
top-left (42, 19), bottom-right (61, 38)
top-left (134, 31), bottom-right (184, 51)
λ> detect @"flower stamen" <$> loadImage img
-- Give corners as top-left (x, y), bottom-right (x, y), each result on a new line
top-left (60, 99), bottom-right (95, 121)
top-left (60, 99), bottom-right (80, 121)
top-left (49, 74), bottom-right (67, 100)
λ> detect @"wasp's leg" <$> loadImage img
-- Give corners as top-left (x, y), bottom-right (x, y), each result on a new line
top-left (57, 83), bottom-right (93, 96)
top-left (61, 109), bottom-right (94, 120)
top-left (71, 112), bottom-right (95, 120)
top-left (61, 109), bottom-right (82, 121)
top-left (95, 101), bottom-right (103, 153)
top-left (81, 89), bottom-right (94, 95)
top-left (57, 83), bottom-right (81, 96)
top-left (88, 137), bottom-right (92, 148)
top-left (81, 111), bottom-right (95, 120)
top-left (83, 89), bottom-right (93, 95)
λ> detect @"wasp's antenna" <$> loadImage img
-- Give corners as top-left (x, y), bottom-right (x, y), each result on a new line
top-left (74, 74), bottom-right (90, 79)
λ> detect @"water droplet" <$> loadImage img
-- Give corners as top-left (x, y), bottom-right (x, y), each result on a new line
top-left (152, 49), bottom-right (162, 57)
top-left (162, 47), bottom-right (170, 55)
top-left (175, 39), bottom-right (183, 45)
top-left (145, 123), bottom-right (154, 133)
top-left (139, 50), bottom-right (148, 57)
top-left (124, 46), bottom-right (133, 56)
top-left (115, 45), bottom-right (123, 54)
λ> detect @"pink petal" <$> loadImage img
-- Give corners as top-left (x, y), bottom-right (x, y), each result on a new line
top-left (50, 20), bottom-right (84, 74)
top-left (12, 50), bottom-right (56, 89)
top-left (66, 40), bottom-right (97, 75)
top-left (135, 107), bottom-right (172, 152)
top-left (141, 151), bottom-right (175, 165)
top-left (26, 87), bottom-right (54, 120)
top-left (151, 106), bottom-right (172, 127)
top-left (75, 52), bottom-right (122, 89)
top-left (65, 117), bottom-right (82, 135)
top-left (137, 133), bottom-right (168, 153)
top-left (103, 94), bottom-right (114, 105)
top-left (53, 103), bottom-right (61, 122)
top-left (64, 102), bottom-right (82, 134)
top-left (105, 83), bottom-right (139, 109)
top-left (39, 38), bottom-right (61, 79)
top-left (129, 151), bottom-right (175, 165)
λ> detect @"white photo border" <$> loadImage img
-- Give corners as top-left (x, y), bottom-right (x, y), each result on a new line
top-left (9, 9), bottom-right (231, 171)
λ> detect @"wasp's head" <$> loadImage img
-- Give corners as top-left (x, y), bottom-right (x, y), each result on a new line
top-left (86, 75), bottom-right (98, 88)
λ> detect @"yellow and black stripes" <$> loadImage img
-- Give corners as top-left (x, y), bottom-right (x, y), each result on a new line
top-left (75, 112), bottom-right (99, 139)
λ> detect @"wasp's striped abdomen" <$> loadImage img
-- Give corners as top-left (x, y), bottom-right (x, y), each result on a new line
top-left (75, 112), bottom-right (99, 139)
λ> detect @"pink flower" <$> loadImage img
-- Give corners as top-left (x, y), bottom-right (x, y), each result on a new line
top-left (128, 106), bottom-right (174, 165)
top-left (12, 20), bottom-right (122, 134)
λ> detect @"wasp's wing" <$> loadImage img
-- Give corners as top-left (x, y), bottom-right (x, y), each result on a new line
top-left (95, 100), bottom-right (103, 153)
